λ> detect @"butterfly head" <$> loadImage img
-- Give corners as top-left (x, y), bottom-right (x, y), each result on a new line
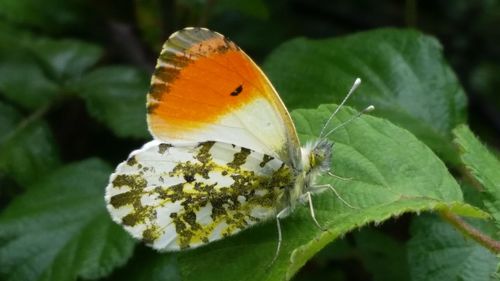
top-left (310, 139), bottom-right (334, 173)
top-left (302, 138), bottom-right (333, 175)
top-left (298, 78), bottom-right (374, 191)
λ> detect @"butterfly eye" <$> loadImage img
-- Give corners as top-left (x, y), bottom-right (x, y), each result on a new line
top-left (309, 153), bottom-right (316, 168)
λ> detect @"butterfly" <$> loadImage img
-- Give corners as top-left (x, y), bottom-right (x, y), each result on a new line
top-left (105, 27), bottom-right (372, 261)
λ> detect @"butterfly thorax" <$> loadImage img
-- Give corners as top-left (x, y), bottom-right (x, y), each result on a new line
top-left (287, 139), bottom-right (333, 209)
top-left (307, 139), bottom-right (334, 173)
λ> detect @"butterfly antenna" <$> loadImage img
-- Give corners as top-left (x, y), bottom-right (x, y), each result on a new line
top-left (319, 78), bottom-right (362, 138)
top-left (323, 105), bottom-right (375, 138)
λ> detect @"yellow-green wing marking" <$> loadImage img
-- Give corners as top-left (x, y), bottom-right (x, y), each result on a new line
top-left (105, 140), bottom-right (294, 251)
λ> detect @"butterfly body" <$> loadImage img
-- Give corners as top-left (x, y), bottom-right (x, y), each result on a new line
top-left (106, 27), bottom-right (337, 253)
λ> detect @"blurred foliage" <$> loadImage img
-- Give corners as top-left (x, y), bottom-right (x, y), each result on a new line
top-left (408, 214), bottom-right (498, 281)
top-left (0, 0), bottom-right (499, 280)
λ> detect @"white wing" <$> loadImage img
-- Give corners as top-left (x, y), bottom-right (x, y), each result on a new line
top-left (105, 140), bottom-right (293, 251)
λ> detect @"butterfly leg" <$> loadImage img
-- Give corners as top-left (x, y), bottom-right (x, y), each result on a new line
top-left (270, 207), bottom-right (291, 266)
top-left (327, 171), bottom-right (352, 181)
top-left (312, 184), bottom-right (358, 209)
top-left (304, 191), bottom-right (326, 231)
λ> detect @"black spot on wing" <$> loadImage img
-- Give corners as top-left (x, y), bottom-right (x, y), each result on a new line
top-left (158, 143), bottom-right (172, 154)
top-left (149, 83), bottom-right (169, 100)
top-left (126, 156), bottom-right (138, 166)
top-left (184, 174), bottom-right (195, 183)
top-left (147, 103), bottom-right (159, 114)
top-left (259, 154), bottom-right (274, 167)
top-left (227, 147), bottom-right (251, 169)
top-left (154, 66), bottom-right (180, 84)
top-left (230, 85), bottom-right (243, 96)
top-left (195, 141), bottom-right (215, 164)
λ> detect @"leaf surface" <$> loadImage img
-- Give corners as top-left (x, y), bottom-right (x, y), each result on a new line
top-left (407, 215), bottom-right (498, 281)
top-left (0, 159), bottom-right (135, 281)
top-left (454, 124), bottom-right (500, 234)
top-left (264, 28), bottom-right (467, 163)
top-left (72, 66), bottom-right (150, 138)
top-left (173, 105), bottom-right (485, 281)
top-left (0, 101), bottom-right (60, 186)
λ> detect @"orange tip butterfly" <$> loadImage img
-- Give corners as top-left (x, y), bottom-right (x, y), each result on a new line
top-left (105, 27), bottom-right (373, 262)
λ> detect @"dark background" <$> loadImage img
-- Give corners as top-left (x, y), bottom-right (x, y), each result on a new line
top-left (1, 1), bottom-right (499, 280)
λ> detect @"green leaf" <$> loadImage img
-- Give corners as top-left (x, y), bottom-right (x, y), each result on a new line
top-left (407, 215), bottom-right (498, 281)
top-left (0, 49), bottom-right (59, 109)
top-left (292, 239), bottom-right (352, 281)
top-left (106, 247), bottom-right (181, 281)
top-left (0, 24), bottom-right (101, 108)
top-left (72, 66), bottom-right (150, 138)
top-left (31, 39), bottom-right (102, 81)
top-left (0, 101), bottom-right (60, 186)
top-left (0, 0), bottom-right (86, 32)
top-left (496, 258), bottom-right (500, 280)
top-left (263, 28), bottom-right (467, 164)
top-left (354, 228), bottom-right (410, 281)
top-left (453, 124), bottom-right (500, 234)
top-left (0, 159), bottom-right (135, 281)
top-left (130, 254), bottom-right (180, 281)
top-left (172, 104), bottom-right (485, 281)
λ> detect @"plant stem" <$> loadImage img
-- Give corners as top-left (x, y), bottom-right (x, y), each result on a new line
top-left (458, 163), bottom-right (484, 192)
top-left (440, 209), bottom-right (500, 254)
top-left (1, 101), bottom-right (52, 144)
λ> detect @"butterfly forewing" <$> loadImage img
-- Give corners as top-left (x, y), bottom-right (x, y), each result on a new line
top-left (105, 140), bottom-right (294, 250)
top-left (146, 27), bottom-right (300, 165)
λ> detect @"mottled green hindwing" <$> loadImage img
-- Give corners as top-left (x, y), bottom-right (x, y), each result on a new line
top-left (105, 140), bottom-right (294, 250)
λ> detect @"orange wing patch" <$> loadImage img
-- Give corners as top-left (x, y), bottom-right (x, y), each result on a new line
top-left (146, 28), bottom-right (300, 165)
top-left (147, 28), bottom-right (287, 136)
top-left (149, 46), bottom-right (265, 124)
